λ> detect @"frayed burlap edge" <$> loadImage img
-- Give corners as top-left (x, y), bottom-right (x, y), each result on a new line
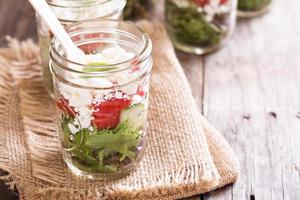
top-left (0, 51), bottom-right (15, 189)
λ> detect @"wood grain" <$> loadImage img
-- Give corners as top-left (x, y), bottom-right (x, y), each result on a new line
top-left (178, 51), bottom-right (205, 112)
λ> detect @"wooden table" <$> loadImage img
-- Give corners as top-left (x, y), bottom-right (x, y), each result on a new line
top-left (1, 0), bottom-right (300, 199)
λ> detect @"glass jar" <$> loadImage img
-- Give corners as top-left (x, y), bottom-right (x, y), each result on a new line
top-left (36, 0), bottom-right (126, 98)
top-left (238, 0), bottom-right (272, 17)
top-left (124, 0), bottom-right (154, 20)
top-left (50, 20), bottom-right (152, 179)
top-left (165, 0), bottom-right (237, 55)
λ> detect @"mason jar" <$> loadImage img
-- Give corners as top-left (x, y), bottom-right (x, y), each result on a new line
top-left (238, 0), bottom-right (272, 17)
top-left (36, 0), bottom-right (126, 98)
top-left (165, 0), bottom-right (237, 55)
top-left (50, 20), bottom-right (152, 179)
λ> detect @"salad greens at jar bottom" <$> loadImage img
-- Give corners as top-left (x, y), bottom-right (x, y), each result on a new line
top-left (60, 102), bottom-right (146, 174)
top-left (165, 0), bottom-right (236, 54)
top-left (238, 0), bottom-right (271, 11)
top-left (55, 68), bottom-right (149, 176)
top-left (57, 82), bottom-right (149, 176)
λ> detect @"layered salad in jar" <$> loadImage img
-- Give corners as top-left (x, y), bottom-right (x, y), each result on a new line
top-left (165, 0), bottom-right (235, 54)
top-left (53, 43), bottom-right (151, 178)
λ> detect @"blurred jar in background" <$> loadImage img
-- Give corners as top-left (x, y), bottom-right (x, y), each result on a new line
top-left (124, 0), bottom-right (154, 20)
top-left (165, 0), bottom-right (237, 55)
top-left (36, 0), bottom-right (126, 98)
top-left (238, 0), bottom-right (272, 17)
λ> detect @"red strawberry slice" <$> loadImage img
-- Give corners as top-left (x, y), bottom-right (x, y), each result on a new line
top-left (220, 0), bottom-right (228, 5)
top-left (92, 98), bottom-right (131, 129)
top-left (192, 0), bottom-right (209, 6)
top-left (56, 98), bottom-right (77, 117)
top-left (93, 116), bottom-right (120, 130)
top-left (97, 98), bottom-right (131, 111)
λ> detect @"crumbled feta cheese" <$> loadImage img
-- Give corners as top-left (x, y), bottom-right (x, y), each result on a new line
top-left (76, 77), bottom-right (114, 88)
top-left (219, 5), bottom-right (230, 13)
top-left (58, 84), bottom-right (94, 128)
top-left (101, 46), bottom-right (135, 64)
top-left (68, 123), bottom-right (79, 134)
top-left (115, 91), bottom-right (123, 99)
top-left (85, 53), bottom-right (106, 64)
top-left (132, 95), bottom-right (143, 105)
top-left (70, 135), bottom-right (74, 141)
top-left (205, 14), bottom-right (214, 22)
top-left (92, 90), bottom-right (111, 105)
top-left (204, 5), bottom-right (214, 15)
top-left (121, 82), bottom-right (138, 95)
top-left (210, 0), bottom-right (220, 7)
top-left (197, 7), bottom-right (203, 13)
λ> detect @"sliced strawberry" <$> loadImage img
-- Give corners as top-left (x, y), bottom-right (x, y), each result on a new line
top-left (92, 115), bottom-right (120, 129)
top-left (93, 112), bottom-right (114, 119)
top-left (97, 98), bottom-right (131, 111)
top-left (56, 98), bottom-right (77, 117)
top-left (92, 98), bottom-right (131, 129)
top-left (192, 0), bottom-right (209, 6)
top-left (220, 0), bottom-right (228, 5)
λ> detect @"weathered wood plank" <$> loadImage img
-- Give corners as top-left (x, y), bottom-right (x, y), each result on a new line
top-left (184, 196), bottom-right (201, 200)
top-left (178, 51), bottom-right (204, 112)
top-left (0, 0), bottom-right (37, 40)
top-left (203, 185), bottom-right (232, 200)
top-left (202, 0), bottom-right (300, 199)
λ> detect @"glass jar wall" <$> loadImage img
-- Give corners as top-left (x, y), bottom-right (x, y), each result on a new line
top-left (165, 0), bottom-right (237, 55)
top-left (50, 20), bottom-right (152, 179)
top-left (238, 0), bottom-right (272, 17)
top-left (36, 0), bottom-right (126, 98)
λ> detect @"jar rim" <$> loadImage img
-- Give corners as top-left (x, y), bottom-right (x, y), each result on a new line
top-left (47, 0), bottom-right (121, 8)
top-left (50, 19), bottom-right (152, 75)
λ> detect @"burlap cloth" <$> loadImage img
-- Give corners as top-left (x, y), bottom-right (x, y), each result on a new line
top-left (0, 21), bottom-right (239, 200)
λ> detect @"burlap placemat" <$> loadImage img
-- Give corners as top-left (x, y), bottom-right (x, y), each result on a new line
top-left (0, 21), bottom-right (239, 200)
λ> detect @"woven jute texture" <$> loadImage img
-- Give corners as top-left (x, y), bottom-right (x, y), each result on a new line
top-left (0, 21), bottom-right (239, 200)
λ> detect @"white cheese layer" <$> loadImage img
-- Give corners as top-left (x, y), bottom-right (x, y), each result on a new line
top-left (58, 45), bottom-right (137, 128)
